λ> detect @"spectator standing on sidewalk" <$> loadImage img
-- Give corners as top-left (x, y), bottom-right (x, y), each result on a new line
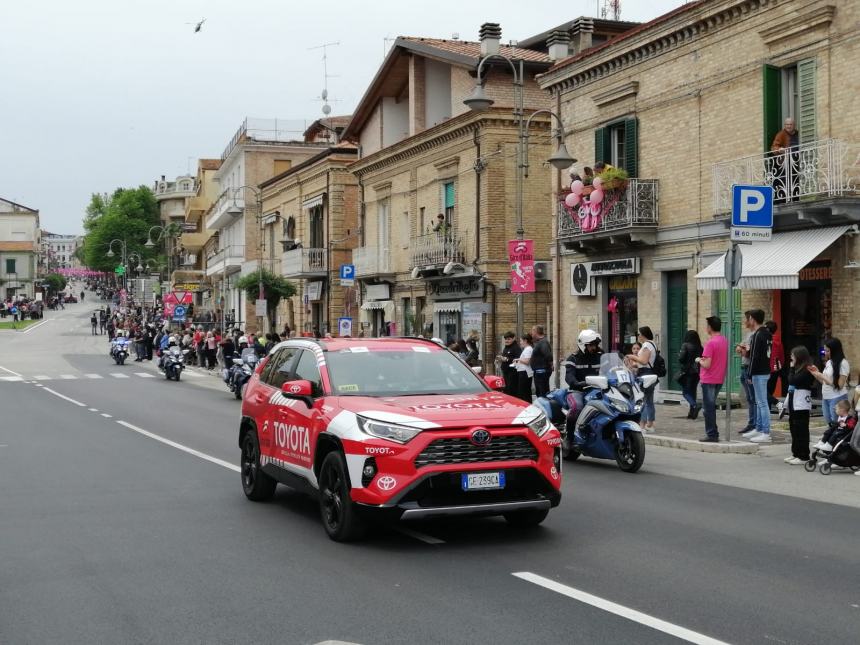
top-left (808, 337), bottom-right (850, 425)
top-left (627, 326), bottom-right (658, 432)
top-left (737, 328), bottom-right (757, 435)
top-left (739, 309), bottom-right (773, 443)
top-left (696, 316), bottom-right (728, 442)
top-left (678, 330), bottom-right (703, 419)
top-left (513, 333), bottom-right (534, 403)
top-left (530, 325), bottom-right (552, 398)
top-left (784, 346), bottom-right (814, 465)
top-left (765, 320), bottom-right (784, 409)
top-left (497, 331), bottom-right (522, 398)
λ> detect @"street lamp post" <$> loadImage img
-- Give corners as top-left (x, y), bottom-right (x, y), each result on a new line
top-left (229, 185), bottom-right (265, 333)
top-left (145, 224), bottom-right (181, 286)
top-left (106, 239), bottom-right (128, 293)
top-left (464, 55), bottom-right (575, 337)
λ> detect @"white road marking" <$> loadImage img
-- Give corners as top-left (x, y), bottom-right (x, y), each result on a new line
top-left (395, 526), bottom-right (445, 545)
top-left (115, 421), bottom-right (240, 473)
top-left (512, 572), bottom-right (730, 645)
top-left (20, 319), bottom-right (50, 334)
top-left (101, 413), bottom-right (112, 418)
top-left (85, 373), bottom-right (103, 379)
top-left (110, 373), bottom-right (130, 379)
top-left (183, 370), bottom-right (205, 378)
top-left (0, 376), bottom-right (24, 382)
top-left (59, 374), bottom-right (77, 380)
top-left (33, 376), bottom-right (51, 381)
top-left (88, 408), bottom-right (99, 412)
top-left (0, 364), bottom-right (23, 377)
top-left (134, 372), bottom-right (155, 378)
top-left (40, 387), bottom-right (87, 408)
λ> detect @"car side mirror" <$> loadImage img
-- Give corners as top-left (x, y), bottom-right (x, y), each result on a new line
top-left (483, 375), bottom-right (505, 391)
top-left (281, 379), bottom-right (314, 407)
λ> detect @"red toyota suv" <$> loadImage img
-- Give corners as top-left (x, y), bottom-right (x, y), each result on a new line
top-left (238, 337), bottom-right (562, 541)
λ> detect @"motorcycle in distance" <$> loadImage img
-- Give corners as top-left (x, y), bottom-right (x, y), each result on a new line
top-left (110, 334), bottom-right (131, 366)
top-left (161, 346), bottom-right (188, 381)
top-left (534, 353), bottom-right (655, 473)
top-left (225, 352), bottom-right (259, 399)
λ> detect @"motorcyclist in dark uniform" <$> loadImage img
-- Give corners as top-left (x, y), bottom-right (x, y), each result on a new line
top-left (564, 329), bottom-right (604, 424)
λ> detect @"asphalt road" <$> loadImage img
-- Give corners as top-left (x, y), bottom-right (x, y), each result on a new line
top-left (1, 297), bottom-right (858, 644)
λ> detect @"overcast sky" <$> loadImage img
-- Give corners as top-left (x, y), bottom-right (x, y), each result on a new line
top-left (0, 0), bottom-right (683, 233)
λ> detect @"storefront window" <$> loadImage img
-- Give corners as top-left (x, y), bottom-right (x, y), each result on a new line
top-left (782, 261), bottom-right (832, 365)
top-left (438, 311), bottom-right (460, 346)
top-left (607, 276), bottom-right (638, 352)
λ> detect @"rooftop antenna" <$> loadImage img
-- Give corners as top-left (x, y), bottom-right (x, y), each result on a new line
top-left (309, 41), bottom-right (340, 119)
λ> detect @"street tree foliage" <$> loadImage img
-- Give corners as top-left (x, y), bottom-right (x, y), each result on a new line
top-left (81, 187), bottom-right (162, 273)
top-left (236, 269), bottom-right (297, 328)
top-left (42, 273), bottom-right (67, 294)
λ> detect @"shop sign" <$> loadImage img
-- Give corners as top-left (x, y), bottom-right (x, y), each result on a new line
top-left (306, 281), bottom-right (323, 301)
top-left (508, 239), bottom-right (535, 293)
top-left (365, 283), bottom-right (390, 300)
top-left (588, 257), bottom-right (640, 277)
top-left (798, 261), bottom-right (831, 283)
top-left (570, 262), bottom-right (596, 297)
top-left (426, 277), bottom-right (483, 300)
top-left (173, 282), bottom-right (201, 292)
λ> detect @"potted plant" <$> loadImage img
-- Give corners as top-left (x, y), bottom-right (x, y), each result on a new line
top-left (596, 166), bottom-right (629, 191)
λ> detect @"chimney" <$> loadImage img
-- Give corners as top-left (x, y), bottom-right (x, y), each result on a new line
top-left (547, 30), bottom-right (571, 61)
top-left (479, 22), bottom-right (502, 56)
top-left (571, 18), bottom-right (594, 55)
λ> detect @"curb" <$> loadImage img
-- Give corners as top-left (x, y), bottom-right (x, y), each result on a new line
top-left (644, 434), bottom-right (759, 454)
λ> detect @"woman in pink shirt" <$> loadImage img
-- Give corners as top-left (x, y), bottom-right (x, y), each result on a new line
top-left (695, 316), bottom-right (729, 442)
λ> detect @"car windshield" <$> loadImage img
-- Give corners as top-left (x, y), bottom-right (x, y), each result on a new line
top-left (325, 347), bottom-right (488, 396)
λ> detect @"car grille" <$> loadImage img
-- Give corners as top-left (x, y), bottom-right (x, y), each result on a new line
top-left (414, 435), bottom-right (538, 468)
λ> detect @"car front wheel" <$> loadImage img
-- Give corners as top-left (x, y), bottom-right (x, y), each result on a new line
top-left (241, 431), bottom-right (276, 501)
top-left (318, 451), bottom-right (366, 542)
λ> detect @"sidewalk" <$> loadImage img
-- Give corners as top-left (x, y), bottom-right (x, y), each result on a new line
top-left (646, 402), bottom-right (829, 454)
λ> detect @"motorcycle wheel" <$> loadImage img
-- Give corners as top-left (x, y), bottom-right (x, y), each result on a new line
top-left (118, 355), bottom-right (125, 366)
top-left (615, 432), bottom-right (645, 473)
top-left (234, 382), bottom-right (243, 399)
top-left (165, 369), bottom-right (171, 380)
top-left (175, 370), bottom-right (181, 382)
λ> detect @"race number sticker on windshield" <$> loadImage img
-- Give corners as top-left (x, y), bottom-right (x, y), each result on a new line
top-left (616, 371), bottom-right (632, 383)
top-left (350, 346), bottom-right (369, 353)
top-left (338, 384), bottom-right (360, 392)
top-left (412, 346), bottom-right (431, 352)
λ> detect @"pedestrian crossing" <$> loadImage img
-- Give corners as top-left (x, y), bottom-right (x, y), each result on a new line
top-left (0, 369), bottom-right (208, 383)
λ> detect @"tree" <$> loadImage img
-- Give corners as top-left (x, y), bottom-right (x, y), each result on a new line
top-left (236, 269), bottom-right (296, 330)
top-left (42, 274), bottom-right (67, 294)
top-left (80, 186), bottom-right (161, 273)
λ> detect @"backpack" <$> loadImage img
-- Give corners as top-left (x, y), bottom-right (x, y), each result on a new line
top-left (651, 346), bottom-right (667, 378)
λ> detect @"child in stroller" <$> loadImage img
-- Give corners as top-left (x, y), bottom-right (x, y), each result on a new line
top-left (805, 399), bottom-right (860, 475)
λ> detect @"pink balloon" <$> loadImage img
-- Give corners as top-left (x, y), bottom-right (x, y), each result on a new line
top-left (590, 188), bottom-right (604, 205)
top-left (592, 177), bottom-right (603, 189)
top-left (565, 192), bottom-right (580, 208)
top-left (571, 180), bottom-right (584, 195)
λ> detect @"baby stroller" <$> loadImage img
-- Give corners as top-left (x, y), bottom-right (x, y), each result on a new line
top-left (805, 424), bottom-right (860, 475)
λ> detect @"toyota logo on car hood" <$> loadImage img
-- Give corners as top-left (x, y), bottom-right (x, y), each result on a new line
top-left (470, 428), bottom-right (491, 446)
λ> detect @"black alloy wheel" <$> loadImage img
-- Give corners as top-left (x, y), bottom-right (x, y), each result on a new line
top-left (318, 451), bottom-right (366, 542)
top-left (241, 431), bottom-right (276, 501)
top-left (615, 431), bottom-right (646, 473)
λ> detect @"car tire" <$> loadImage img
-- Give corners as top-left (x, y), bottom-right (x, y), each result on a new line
top-left (241, 431), bottom-right (276, 501)
top-left (318, 451), bottom-right (367, 542)
top-left (615, 431), bottom-right (645, 473)
top-left (504, 507), bottom-right (549, 527)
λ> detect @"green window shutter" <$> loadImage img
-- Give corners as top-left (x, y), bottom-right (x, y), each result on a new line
top-left (762, 64), bottom-right (782, 152)
top-left (624, 117), bottom-right (639, 178)
top-left (594, 127), bottom-right (607, 166)
top-left (444, 182), bottom-right (455, 208)
top-left (5, 259), bottom-right (15, 274)
top-left (797, 58), bottom-right (817, 144)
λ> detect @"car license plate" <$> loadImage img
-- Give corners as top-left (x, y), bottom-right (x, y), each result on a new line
top-left (462, 471), bottom-right (505, 491)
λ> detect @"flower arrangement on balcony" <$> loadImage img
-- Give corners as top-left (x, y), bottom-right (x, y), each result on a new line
top-left (560, 167), bottom-right (629, 233)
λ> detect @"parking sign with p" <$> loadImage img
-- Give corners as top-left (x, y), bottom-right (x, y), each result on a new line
top-left (731, 185), bottom-right (773, 242)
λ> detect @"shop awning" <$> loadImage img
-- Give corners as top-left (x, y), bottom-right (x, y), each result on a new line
top-left (361, 299), bottom-right (392, 310)
top-left (433, 301), bottom-right (462, 313)
top-left (696, 225), bottom-right (850, 290)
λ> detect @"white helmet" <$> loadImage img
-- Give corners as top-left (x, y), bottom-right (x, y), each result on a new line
top-left (168, 335), bottom-right (177, 345)
top-left (238, 335), bottom-right (248, 345)
top-left (577, 329), bottom-right (601, 353)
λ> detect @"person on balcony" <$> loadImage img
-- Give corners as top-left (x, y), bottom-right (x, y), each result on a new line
top-left (432, 213), bottom-right (450, 234)
top-left (770, 117), bottom-right (800, 204)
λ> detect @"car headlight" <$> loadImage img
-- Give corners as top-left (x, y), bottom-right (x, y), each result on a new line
top-left (526, 412), bottom-right (553, 438)
top-left (357, 416), bottom-right (422, 444)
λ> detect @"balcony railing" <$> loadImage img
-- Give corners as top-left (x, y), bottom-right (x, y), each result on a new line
top-left (353, 246), bottom-right (392, 276)
top-left (281, 247), bottom-right (327, 277)
top-left (206, 189), bottom-right (245, 231)
top-left (205, 245), bottom-right (245, 276)
top-left (558, 179), bottom-right (659, 239)
top-left (712, 138), bottom-right (860, 215)
top-left (409, 232), bottom-right (465, 267)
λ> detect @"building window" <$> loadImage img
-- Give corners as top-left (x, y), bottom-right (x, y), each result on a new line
top-left (443, 182), bottom-right (455, 225)
top-left (378, 199), bottom-right (390, 250)
top-left (284, 216), bottom-right (296, 241)
top-left (419, 207), bottom-right (426, 234)
top-left (5, 259), bottom-right (16, 274)
top-left (763, 59), bottom-right (816, 149)
top-left (594, 118), bottom-right (638, 177)
top-left (400, 211), bottom-right (410, 248)
top-left (309, 205), bottom-right (325, 249)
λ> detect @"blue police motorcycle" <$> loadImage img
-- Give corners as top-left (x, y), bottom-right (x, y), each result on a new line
top-left (534, 354), bottom-right (654, 473)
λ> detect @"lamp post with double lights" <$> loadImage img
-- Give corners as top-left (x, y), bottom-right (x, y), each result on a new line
top-left (464, 54), bottom-right (575, 336)
top-left (105, 239), bottom-right (128, 293)
top-left (145, 224), bottom-right (181, 284)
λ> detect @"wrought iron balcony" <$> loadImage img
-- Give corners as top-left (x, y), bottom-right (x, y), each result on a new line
top-left (557, 179), bottom-right (659, 249)
top-left (409, 232), bottom-right (465, 268)
top-left (281, 247), bottom-right (327, 278)
top-left (353, 246), bottom-right (392, 277)
top-left (712, 138), bottom-right (860, 215)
